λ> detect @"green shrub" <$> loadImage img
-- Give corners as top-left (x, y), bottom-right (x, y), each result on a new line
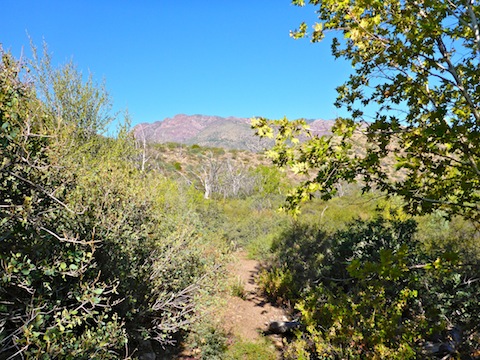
top-left (0, 49), bottom-right (227, 358)
top-left (173, 161), bottom-right (182, 170)
top-left (263, 217), bottom-right (480, 359)
top-left (189, 144), bottom-right (202, 154)
top-left (0, 50), bottom-right (127, 359)
top-left (258, 267), bottom-right (296, 304)
top-left (186, 321), bottom-right (228, 360)
top-left (230, 276), bottom-right (247, 299)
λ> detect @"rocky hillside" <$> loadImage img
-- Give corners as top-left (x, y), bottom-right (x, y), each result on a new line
top-left (133, 114), bottom-right (335, 151)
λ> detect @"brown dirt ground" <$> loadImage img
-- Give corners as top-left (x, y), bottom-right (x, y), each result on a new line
top-left (176, 251), bottom-right (290, 359)
top-left (220, 251), bottom-right (289, 343)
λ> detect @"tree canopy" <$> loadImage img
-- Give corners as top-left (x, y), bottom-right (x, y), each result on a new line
top-left (253, 0), bottom-right (480, 223)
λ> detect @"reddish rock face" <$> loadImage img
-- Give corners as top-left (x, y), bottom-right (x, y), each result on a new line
top-left (309, 119), bottom-right (337, 136)
top-left (134, 114), bottom-right (249, 143)
top-left (133, 114), bottom-right (334, 151)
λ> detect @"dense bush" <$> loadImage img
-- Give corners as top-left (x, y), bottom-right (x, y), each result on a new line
top-left (0, 50), bottom-right (127, 358)
top-left (261, 217), bottom-right (480, 359)
top-left (0, 49), bottom-right (226, 358)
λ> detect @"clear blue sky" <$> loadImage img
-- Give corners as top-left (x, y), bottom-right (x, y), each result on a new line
top-left (1, 1), bottom-right (352, 128)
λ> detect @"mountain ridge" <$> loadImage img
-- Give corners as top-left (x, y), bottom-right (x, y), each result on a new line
top-left (133, 114), bottom-right (335, 151)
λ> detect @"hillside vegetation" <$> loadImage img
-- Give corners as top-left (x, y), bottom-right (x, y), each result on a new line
top-left (0, 47), bottom-right (291, 359)
top-left (0, 48), bottom-right (232, 359)
top-left (3, 3), bottom-right (480, 354)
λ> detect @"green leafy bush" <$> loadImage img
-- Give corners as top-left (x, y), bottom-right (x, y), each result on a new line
top-left (261, 217), bottom-right (480, 358)
top-left (0, 48), bottom-right (227, 358)
top-left (0, 50), bottom-right (127, 359)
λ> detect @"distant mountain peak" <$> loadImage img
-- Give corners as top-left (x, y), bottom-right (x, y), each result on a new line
top-left (133, 114), bottom-right (334, 151)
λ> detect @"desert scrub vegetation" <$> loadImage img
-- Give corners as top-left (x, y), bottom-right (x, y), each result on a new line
top-left (258, 216), bottom-right (480, 359)
top-left (0, 47), bottom-right (228, 358)
top-left (251, 0), bottom-right (480, 355)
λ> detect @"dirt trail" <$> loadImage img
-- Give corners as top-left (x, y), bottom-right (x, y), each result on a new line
top-left (221, 251), bottom-right (289, 342)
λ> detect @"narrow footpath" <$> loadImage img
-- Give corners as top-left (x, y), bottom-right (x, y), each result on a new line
top-left (221, 251), bottom-right (289, 347)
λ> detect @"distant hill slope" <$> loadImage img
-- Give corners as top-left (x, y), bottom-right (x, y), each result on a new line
top-left (133, 114), bottom-right (335, 151)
